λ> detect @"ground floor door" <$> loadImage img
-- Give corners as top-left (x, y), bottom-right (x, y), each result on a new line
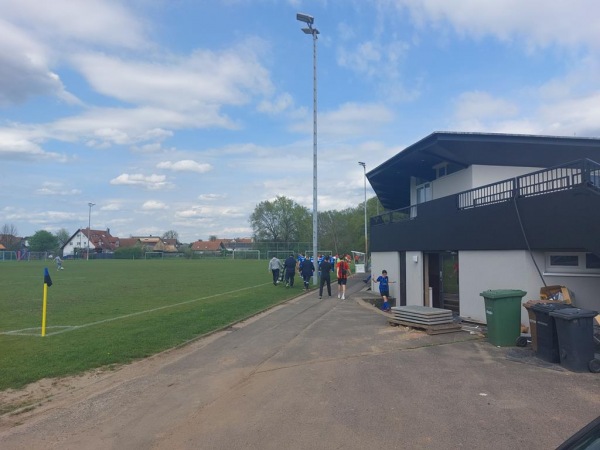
top-left (425, 252), bottom-right (459, 314)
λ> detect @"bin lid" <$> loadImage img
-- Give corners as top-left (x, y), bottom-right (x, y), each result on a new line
top-left (479, 289), bottom-right (527, 299)
top-left (523, 299), bottom-right (564, 309)
top-left (549, 308), bottom-right (598, 320)
top-left (531, 303), bottom-right (573, 313)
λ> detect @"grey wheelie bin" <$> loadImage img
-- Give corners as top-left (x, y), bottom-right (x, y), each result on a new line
top-left (549, 308), bottom-right (600, 373)
top-left (530, 302), bottom-right (572, 363)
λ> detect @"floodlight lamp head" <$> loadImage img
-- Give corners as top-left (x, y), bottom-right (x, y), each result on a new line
top-left (296, 13), bottom-right (314, 25)
top-left (358, 161), bottom-right (366, 167)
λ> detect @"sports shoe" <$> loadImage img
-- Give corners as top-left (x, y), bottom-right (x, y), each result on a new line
top-left (341, 295), bottom-right (345, 300)
top-left (319, 296), bottom-right (322, 299)
top-left (337, 294), bottom-right (341, 298)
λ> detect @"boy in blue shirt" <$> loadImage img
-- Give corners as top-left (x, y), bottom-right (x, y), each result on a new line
top-left (375, 270), bottom-right (395, 311)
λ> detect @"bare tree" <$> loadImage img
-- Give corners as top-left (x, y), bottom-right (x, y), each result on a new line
top-left (55, 228), bottom-right (70, 248)
top-left (162, 230), bottom-right (179, 241)
top-left (0, 224), bottom-right (20, 250)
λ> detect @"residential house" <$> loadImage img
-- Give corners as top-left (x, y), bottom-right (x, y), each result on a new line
top-left (61, 228), bottom-right (117, 257)
top-left (191, 238), bottom-right (254, 254)
top-left (366, 132), bottom-right (600, 325)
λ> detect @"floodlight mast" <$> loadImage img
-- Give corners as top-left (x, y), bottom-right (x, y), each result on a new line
top-left (358, 162), bottom-right (368, 263)
top-left (87, 202), bottom-right (95, 261)
top-left (296, 12), bottom-right (319, 285)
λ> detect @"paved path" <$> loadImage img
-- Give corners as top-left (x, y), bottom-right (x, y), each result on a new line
top-left (1, 277), bottom-right (599, 449)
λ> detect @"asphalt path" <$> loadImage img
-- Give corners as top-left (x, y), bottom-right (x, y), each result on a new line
top-left (1, 276), bottom-right (599, 449)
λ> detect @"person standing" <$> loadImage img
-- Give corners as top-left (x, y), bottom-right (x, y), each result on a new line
top-left (268, 256), bottom-right (282, 286)
top-left (54, 255), bottom-right (64, 270)
top-left (283, 253), bottom-right (297, 287)
top-left (374, 270), bottom-right (396, 311)
top-left (336, 256), bottom-right (350, 299)
top-left (300, 255), bottom-right (315, 291)
top-left (318, 255), bottom-right (333, 299)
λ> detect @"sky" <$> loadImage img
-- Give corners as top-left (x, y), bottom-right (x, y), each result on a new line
top-left (2, 0), bottom-right (600, 243)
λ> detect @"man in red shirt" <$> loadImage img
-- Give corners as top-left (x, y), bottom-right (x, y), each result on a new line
top-left (336, 257), bottom-right (350, 299)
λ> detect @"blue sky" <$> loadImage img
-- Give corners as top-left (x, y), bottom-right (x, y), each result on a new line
top-left (2, 0), bottom-right (600, 243)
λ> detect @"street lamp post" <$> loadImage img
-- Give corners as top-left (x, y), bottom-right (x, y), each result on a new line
top-left (87, 202), bottom-right (95, 260)
top-left (358, 162), bottom-right (368, 264)
top-left (297, 12), bottom-right (319, 285)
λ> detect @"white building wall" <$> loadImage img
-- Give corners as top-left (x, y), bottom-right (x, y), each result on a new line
top-left (459, 250), bottom-right (600, 324)
top-left (459, 250), bottom-right (547, 326)
top-left (431, 167), bottom-right (473, 199)
top-left (470, 165), bottom-right (542, 188)
top-left (63, 230), bottom-right (91, 257)
top-left (424, 164), bottom-right (544, 204)
top-left (370, 252), bottom-right (401, 302)
top-left (405, 251), bottom-right (424, 306)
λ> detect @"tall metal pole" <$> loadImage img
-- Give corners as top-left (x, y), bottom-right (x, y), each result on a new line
top-left (358, 162), bottom-right (367, 262)
top-left (87, 202), bottom-right (95, 260)
top-left (297, 13), bottom-right (319, 285)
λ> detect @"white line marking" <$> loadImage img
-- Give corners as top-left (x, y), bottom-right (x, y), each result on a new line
top-left (1, 282), bottom-right (270, 337)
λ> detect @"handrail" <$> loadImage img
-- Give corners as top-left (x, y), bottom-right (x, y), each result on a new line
top-left (371, 158), bottom-right (600, 225)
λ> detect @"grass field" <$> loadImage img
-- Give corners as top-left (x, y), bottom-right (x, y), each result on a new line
top-left (0, 259), bottom-right (300, 392)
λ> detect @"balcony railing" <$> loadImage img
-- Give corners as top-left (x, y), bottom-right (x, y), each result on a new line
top-left (371, 158), bottom-right (600, 225)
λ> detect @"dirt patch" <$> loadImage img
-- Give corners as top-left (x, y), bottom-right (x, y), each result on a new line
top-left (0, 304), bottom-right (288, 429)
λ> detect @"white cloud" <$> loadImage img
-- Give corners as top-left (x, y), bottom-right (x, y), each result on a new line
top-left (257, 93), bottom-right (294, 114)
top-left (35, 182), bottom-right (81, 196)
top-left (291, 102), bottom-right (395, 137)
top-left (157, 160), bottom-right (212, 173)
top-left (142, 200), bottom-right (168, 211)
top-left (70, 40), bottom-right (273, 111)
top-left (397, 0), bottom-right (600, 51)
top-left (454, 91), bottom-right (519, 121)
top-left (0, 0), bottom-right (148, 49)
top-left (199, 193), bottom-right (227, 201)
top-left (110, 173), bottom-right (172, 190)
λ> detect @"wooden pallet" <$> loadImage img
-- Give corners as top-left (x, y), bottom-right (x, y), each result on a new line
top-left (388, 318), bottom-right (463, 335)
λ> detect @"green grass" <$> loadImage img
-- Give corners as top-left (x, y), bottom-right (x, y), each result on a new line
top-left (0, 259), bottom-right (299, 391)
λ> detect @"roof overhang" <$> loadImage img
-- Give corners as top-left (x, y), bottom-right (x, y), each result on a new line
top-left (367, 131), bottom-right (600, 211)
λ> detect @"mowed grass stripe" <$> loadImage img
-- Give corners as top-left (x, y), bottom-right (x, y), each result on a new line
top-left (0, 258), bottom-right (299, 391)
top-left (2, 281), bottom-right (270, 336)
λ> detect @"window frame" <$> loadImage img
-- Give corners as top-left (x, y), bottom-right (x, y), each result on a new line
top-left (545, 252), bottom-right (600, 275)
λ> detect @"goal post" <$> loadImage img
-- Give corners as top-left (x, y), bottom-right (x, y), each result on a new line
top-left (232, 249), bottom-right (260, 260)
top-left (0, 251), bottom-right (18, 261)
top-left (144, 252), bottom-right (164, 260)
top-left (266, 250), bottom-right (293, 260)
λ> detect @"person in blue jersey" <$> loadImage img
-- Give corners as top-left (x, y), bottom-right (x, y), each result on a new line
top-left (300, 255), bottom-right (315, 291)
top-left (283, 253), bottom-right (297, 287)
top-left (318, 255), bottom-right (333, 299)
top-left (374, 270), bottom-right (396, 311)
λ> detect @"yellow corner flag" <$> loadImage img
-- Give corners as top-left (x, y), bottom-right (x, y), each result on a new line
top-left (42, 268), bottom-right (52, 337)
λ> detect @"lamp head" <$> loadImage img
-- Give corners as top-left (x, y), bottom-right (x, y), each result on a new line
top-left (296, 13), bottom-right (314, 25)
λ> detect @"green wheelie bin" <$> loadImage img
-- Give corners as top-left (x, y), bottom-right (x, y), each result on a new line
top-left (480, 289), bottom-right (527, 346)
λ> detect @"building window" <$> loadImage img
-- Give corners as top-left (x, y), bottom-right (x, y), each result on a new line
top-left (546, 252), bottom-right (600, 274)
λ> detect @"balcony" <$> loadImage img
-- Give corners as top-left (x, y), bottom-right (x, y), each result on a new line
top-left (370, 159), bottom-right (600, 256)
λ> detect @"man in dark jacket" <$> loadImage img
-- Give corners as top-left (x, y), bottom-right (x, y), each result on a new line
top-left (318, 255), bottom-right (333, 298)
top-left (300, 255), bottom-right (315, 291)
top-left (283, 254), bottom-right (297, 287)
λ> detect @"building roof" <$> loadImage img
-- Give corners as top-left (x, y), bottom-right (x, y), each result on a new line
top-left (191, 238), bottom-right (253, 252)
top-left (367, 132), bottom-right (600, 211)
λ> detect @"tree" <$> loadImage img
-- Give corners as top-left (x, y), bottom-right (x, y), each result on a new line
top-left (0, 224), bottom-right (20, 250)
top-left (162, 230), bottom-right (179, 240)
top-left (55, 228), bottom-right (70, 248)
top-left (28, 230), bottom-right (59, 252)
top-left (250, 196), bottom-right (310, 242)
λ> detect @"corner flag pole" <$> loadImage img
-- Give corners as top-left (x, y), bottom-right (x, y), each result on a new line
top-left (42, 268), bottom-right (53, 337)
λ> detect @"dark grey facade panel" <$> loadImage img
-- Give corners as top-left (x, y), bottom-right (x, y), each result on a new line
top-left (370, 187), bottom-right (600, 256)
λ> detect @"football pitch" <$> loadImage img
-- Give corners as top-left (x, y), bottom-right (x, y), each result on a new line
top-left (0, 259), bottom-right (298, 392)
